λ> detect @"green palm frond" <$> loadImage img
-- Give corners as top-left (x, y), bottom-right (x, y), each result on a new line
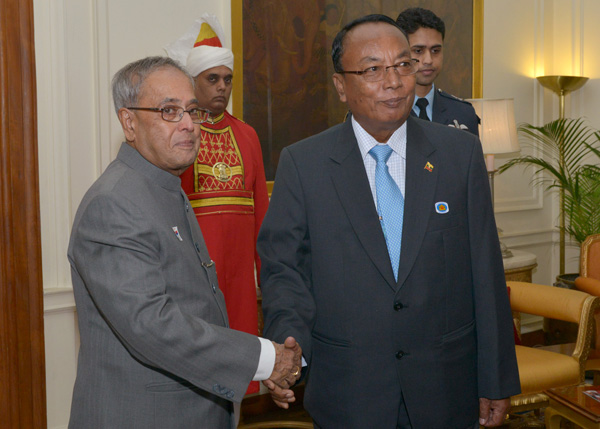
top-left (565, 166), bottom-right (600, 243)
top-left (499, 155), bottom-right (567, 190)
top-left (498, 117), bottom-right (600, 244)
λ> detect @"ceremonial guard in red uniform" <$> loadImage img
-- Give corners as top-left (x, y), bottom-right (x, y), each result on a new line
top-left (167, 15), bottom-right (269, 395)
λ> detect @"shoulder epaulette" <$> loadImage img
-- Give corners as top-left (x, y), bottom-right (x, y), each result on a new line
top-left (437, 88), bottom-right (473, 106)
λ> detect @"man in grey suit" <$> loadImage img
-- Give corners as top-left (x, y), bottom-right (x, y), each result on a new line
top-left (68, 56), bottom-right (301, 428)
top-left (258, 15), bottom-right (519, 428)
top-left (396, 7), bottom-right (480, 136)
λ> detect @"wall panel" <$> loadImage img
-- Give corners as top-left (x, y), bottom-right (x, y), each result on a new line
top-left (1, 0), bottom-right (47, 426)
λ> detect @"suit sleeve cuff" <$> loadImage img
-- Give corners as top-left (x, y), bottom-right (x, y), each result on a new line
top-left (253, 337), bottom-right (275, 381)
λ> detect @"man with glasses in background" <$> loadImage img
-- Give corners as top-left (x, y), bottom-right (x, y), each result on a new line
top-left (67, 56), bottom-right (301, 428)
top-left (258, 15), bottom-right (519, 428)
top-left (397, 7), bottom-right (479, 136)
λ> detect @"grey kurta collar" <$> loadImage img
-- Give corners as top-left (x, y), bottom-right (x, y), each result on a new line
top-left (116, 142), bottom-right (182, 192)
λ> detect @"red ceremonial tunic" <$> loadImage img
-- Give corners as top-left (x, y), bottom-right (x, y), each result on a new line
top-left (180, 111), bottom-right (269, 394)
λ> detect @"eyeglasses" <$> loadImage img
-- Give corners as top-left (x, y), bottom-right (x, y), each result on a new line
top-left (338, 59), bottom-right (419, 82)
top-left (126, 105), bottom-right (211, 124)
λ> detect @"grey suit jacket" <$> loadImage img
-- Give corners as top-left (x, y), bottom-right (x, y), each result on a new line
top-left (258, 117), bottom-right (520, 428)
top-left (68, 143), bottom-right (261, 429)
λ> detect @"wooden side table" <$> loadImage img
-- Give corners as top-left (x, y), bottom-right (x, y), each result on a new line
top-left (503, 250), bottom-right (537, 283)
top-left (546, 385), bottom-right (600, 428)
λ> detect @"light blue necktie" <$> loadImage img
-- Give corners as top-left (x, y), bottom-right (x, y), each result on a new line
top-left (369, 145), bottom-right (404, 281)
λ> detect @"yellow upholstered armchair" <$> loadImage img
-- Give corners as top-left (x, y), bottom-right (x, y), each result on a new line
top-left (578, 233), bottom-right (600, 281)
top-left (508, 281), bottom-right (600, 413)
top-left (573, 233), bottom-right (600, 380)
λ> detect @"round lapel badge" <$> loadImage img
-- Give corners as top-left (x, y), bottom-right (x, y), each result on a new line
top-left (212, 162), bottom-right (232, 182)
top-left (435, 202), bottom-right (449, 214)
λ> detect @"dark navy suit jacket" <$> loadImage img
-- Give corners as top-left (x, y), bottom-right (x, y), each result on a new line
top-left (258, 116), bottom-right (519, 428)
top-left (413, 88), bottom-right (480, 137)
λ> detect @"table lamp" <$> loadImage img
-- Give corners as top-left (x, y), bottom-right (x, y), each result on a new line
top-left (467, 98), bottom-right (521, 257)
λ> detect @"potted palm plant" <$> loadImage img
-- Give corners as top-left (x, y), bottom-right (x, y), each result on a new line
top-left (498, 117), bottom-right (600, 281)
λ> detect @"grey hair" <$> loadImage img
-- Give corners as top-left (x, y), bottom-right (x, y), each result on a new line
top-left (111, 56), bottom-right (193, 114)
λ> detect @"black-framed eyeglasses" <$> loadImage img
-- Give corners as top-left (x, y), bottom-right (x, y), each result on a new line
top-left (338, 59), bottom-right (419, 82)
top-left (126, 105), bottom-right (211, 124)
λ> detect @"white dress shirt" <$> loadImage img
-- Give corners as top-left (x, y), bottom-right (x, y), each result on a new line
top-left (352, 116), bottom-right (407, 206)
top-left (254, 337), bottom-right (275, 380)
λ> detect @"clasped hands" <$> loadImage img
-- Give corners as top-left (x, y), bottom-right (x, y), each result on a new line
top-left (263, 336), bottom-right (302, 409)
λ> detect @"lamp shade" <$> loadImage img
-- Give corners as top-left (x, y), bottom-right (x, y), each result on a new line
top-left (466, 98), bottom-right (520, 155)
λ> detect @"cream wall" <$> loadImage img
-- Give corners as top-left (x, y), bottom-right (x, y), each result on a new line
top-left (487, 0), bottom-right (595, 289)
top-left (483, 0), bottom-right (557, 285)
top-left (36, 0), bottom-right (598, 427)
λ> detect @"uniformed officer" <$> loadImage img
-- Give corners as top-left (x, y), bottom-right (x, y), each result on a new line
top-left (397, 7), bottom-right (480, 136)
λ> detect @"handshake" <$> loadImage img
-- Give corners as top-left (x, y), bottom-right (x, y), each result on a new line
top-left (264, 336), bottom-right (303, 409)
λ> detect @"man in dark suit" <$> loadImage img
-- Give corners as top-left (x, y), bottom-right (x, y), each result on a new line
top-left (258, 15), bottom-right (519, 428)
top-left (396, 8), bottom-right (479, 136)
top-left (68, 56), bottom-right (301, 428)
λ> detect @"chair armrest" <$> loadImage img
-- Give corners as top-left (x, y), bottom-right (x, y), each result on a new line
top-left (575, 276), bottom-right (600, 296)
top-left (508, 281), bottom-right (591, 323)
top-left (575, 276), bottom-right (600, 353)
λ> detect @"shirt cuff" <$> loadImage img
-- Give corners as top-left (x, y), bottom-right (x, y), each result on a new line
top-left (253, 337), bottom-right (276, 381)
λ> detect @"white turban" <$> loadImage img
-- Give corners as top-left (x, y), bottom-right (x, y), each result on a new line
top-left (165, 13), bottom-right (234, 77)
